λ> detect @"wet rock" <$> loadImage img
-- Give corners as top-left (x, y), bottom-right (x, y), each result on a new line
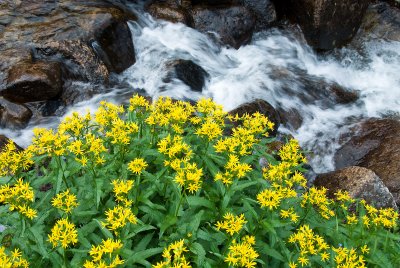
top-left (352, 2), bottom-right (400, 44)
top-left (191, 0), bottom-right (238, 5)
top-left (335, 118), bottom-right (400, 206)
top-left (241, 0), bottom-right (277, 30)
top-left (146, 1), bottom-right (193, 26)
top-left (229, 99), bottom-right (280, 135)
top-left (272, 0), bottom-right (370, 50)
top-left (2, 61), bottom-right (62, 103)
top-left (315, 166), bottom-right (398, 209)
top-left (0, 97), bottom-right (32, 129)
top-left (163, 60), bottom-right (209, 92)
top-left (277, 107), bottom-right (303, 131)
top-left (192, 5), bottom-right (255, 48)
top-left (0, 0), bottom-right (136, 105)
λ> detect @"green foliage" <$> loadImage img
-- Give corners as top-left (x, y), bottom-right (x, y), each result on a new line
top-left (0, 96), bottom-right (399, 267)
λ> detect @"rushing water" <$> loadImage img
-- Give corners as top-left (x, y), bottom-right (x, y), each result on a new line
top-left (2, 7), bottom-right (400, 173)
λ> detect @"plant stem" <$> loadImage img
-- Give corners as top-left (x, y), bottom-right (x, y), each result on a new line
top-left (175, 191), bottom-right (184, 217)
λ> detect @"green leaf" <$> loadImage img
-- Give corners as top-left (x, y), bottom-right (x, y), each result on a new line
top-left (191, 242), bottom-right (206, 266)
top-left (186, 196), bottom-right (216, 210)
top-left (94, 219), bottom-right (113, 239)
top-left (95, 178), bottom-right (104, 209)
top-left (159, 215), bottom-right (177, 238)
top-left (125, 247), bottom-right (163, 265)
top-left (203, 158), bottom-right (220, 177)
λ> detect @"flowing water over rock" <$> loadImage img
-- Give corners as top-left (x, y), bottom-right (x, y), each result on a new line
top-left (1, 2), bottom-right (400, 174)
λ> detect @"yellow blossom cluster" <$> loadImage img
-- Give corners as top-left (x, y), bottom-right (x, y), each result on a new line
top-left (196, 98), bottom-right (226, 125)
top-left (105, 118), bottom-right (139, 145)
top-left (51, 189), bottom-right (79, 214)
top-left (158, 135), bottom-right (192, 161)
top-left (153, 239), bottom-right (192, 268)
top-left (334, 190), bottom-right (355, 210)
top-left (257, 186), bottom-right (297, 211)
top-left (146, 97), bottom-right (194, 134)
top-left (0, 247), bottom-right (29, 268)
top-left (174, 162), bottom-right (203, 193)
top-left (48, 218), bottom-right (78, 249)
top-left (280, 207), bottom-right (300, 223)
top-left (225, 236), bottom-right (259, 268)
top-left (30, 128), bottom-right (70, 156)
top-left (0, 141), bottom-right (33, 176)
top-left (195, 120), bottom-right (223, 141)
top-left (288, 225), bottom-right (330, 266)
top-left (84, 239), bottom-right (124, 268)
top-left (127, 158), bottom-right (148, 175)
top-left (58, 112), bottom-right (92, 137)
top-left (332, 246), bottom-right (366, 268)
top-left (111, 179), bottom-right (134, 206)
top-left (215, 213), bottom-right (247, 236)
top-left (102, 205), bottom-right (137, 234)
top-left (129, 94), bottom-right (150, 112)
top-left (95, 101), bottom-right (125, 129)
top-left (0, 178), bottom-right (37, 219)
top-left (361, 200), bottom-right (398, 229)
top-left (215, 112), bottom-right (273, 156)
top-left (215, 154), bottom-right (252, 185)
top-left (301, 187), bottom-right (335, 219)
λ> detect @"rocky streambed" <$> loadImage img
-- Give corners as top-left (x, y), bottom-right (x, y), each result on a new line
top-left (1, 0), bottom-right (400, 209)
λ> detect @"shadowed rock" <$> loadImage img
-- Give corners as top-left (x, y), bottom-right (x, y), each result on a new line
top-left (0, 97), bottom-right (32, 129)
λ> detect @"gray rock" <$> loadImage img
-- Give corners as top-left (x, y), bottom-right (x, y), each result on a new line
top-left (315, 166), bottom-right (398, 209)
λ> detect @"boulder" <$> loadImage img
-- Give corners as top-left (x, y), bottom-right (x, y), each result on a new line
top-left (0, 0), bottom-right (136, 106)
top-left (0, 97), bottom-right (32, 129)
top-left (163, 59), bottom-right (209, 92)
top-left (2, 61), bottom-right (62, 103)
top-left (315, 166), bottom-right (397, 209)
top-left (191, 5), bottom-right (255, 48)
top-left (352, 2), bottom-right (400, 44)
top-left (272, 0), bottom-right (370, 50)
top-left (241, 0), bottom-right (277, 30)
top-left (334, 118), bottom-right (400, 206)
top-left (229, 99), bottom-right (280, 135)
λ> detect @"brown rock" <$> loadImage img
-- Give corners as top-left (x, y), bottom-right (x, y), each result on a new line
top-left (315, 166), bottom-right (397, 209)
top-left (334, 118), bottom-right (400, 205)
top-left (0, 97), bottom-right (32, 129)
top-left (3, 61), bottom-right (62, 103)
top-left (272, 0), bottom-right (370, 50)
top-left (146, 1), bottom-right (193, 26)
top-left (191, 5), bottom-right (255, 48)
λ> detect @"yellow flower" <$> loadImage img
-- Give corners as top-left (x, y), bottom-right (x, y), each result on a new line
top-left (48, 218), bottom-right (78, 249)
top-left (51, 189), bottom-right (79, 214)
top-left (153, 239), bottom-right (192, 268)
top-left (102, 205), bottom-right (137, 234)
top-left (0, 246), bottom-right (29, 267)
top-left (360, 245), bottom-right (369, 254)
top-left (257, 188), bottom-right (283, 210)
top-left (225, 236), bottom-right (259, 268)
top-left (128, 158), bottom-right (148, 175)
top-left (215, 213), bottom-right (247, 236)
top-left (85, 239), bottom-right (124, 267)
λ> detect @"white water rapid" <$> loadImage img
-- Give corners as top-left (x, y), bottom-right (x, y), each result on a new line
top-left (2, 8), bottom-right (400, 173)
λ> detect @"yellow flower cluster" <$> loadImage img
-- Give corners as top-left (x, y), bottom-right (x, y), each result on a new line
top-left (196, 98), bottom-right (226, 125)
top-left (215, 154), bottom-right (252, 186)
top-left (195, 120), bottom-right (223, 141)
top-left (112, 179), bottom-right (134, 206)
top-left (84, 239), bottom-right (124, 268)
top-left (257, 186), bottom-right (296, 211)
top-left (174, 162), bottom-right (203, 193)
top-left (58, 111), bottom-right (91, 137)
top-left (153, 239), bottom-right (192, 268)
top-left (301, 187), bottom-right (335, 219)
top-left (31, 128), bottom-right (69, 156)
top-left (215, 213), bottom-right (247, 236)
top-left (129, 94), bottom-right (150, 112)
top-left (0, 178), bottom-right (37, 219)
top-left (0, 247), bottom-right (29, 268)
top-left (158, 135), bottom-right (192, 161)
top-left (280, 207), bottom-right (299, 223)
top-left (146, 97), bottom-right (194, 134)
top-left (288, 225), bottom-right (330, 266)
top-left (48, 218), bottom-right (78, 249)
top-left (51, 189), bottom-right (79, 214)
top-left (127, 158), bottom-right (148, 175)
top-left (332, 247), bottom-right (366, 268)
top-left (225, 236), bottom-right (259, 268)
top-left (102, 205), bottom-right (137, 234)
top-left (361, 200), bottom-right (398, 229)
top-left (215, 112), bottom-right (273, 156)
top-left (95, 101), bottom-right (125, 129)
top-left (334, 190), bottom-right (355, 210)
top-left (278, 139), bottom-right (307, 166)
top-left (0, 141), bottom-right (33, 176)
top-left (105, 118), bottom-right (139, 145)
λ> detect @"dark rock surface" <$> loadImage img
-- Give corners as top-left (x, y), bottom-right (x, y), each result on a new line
top-left (191, 5), bottom-right (255, 48)
top-left (0, 97), bottom-right (33, 129)
top-left (163, 60), bottom-right (209, 92)
top-left (241, 0), bottom-right (276, 30)
top-left (0, 0), bottom-right (136, 126)
top-left (335, 118), bottom-right (400, 206)
top-left (146, 1), bottom-right (193, 26)
top-left (272, 0), bottom-right (370, 50)
top-left (315, 166), bottom-right (397, 209)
